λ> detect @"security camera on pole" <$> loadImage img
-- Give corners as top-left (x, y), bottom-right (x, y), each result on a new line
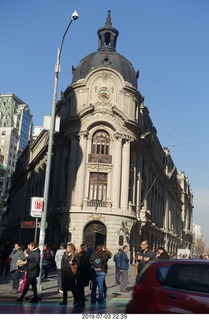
top-left (37, 10), bottom-right (79, 292)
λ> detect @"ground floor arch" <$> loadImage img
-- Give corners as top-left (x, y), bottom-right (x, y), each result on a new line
top-left (83, 220), bottom-right (107, 250)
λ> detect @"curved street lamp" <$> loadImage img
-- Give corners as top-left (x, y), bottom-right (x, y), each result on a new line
top-left (37, 10), bottom-right (79, 291)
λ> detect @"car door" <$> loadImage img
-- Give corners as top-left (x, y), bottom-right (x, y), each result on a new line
top-left (153, 263), bottom-right (209, 313)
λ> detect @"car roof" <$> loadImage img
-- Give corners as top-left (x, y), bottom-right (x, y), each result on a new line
top-left (149, 259), bottom-right (209, 266)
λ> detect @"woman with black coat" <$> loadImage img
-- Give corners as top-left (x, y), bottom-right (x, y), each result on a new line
top-left (59, 243), bottom-right (77, 305)
top-left (74, 243), bottom-right (91, 308)
top-left (16, 241), bottom-right (40, 303)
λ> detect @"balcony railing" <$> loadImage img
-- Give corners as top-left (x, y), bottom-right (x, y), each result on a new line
top-left (87, 200), bottom-right (107, 207)
top-left (88, 154), bottom-right (112, 164)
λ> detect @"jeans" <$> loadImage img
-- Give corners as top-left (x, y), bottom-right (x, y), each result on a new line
top-left (91, 271), bottom-right (105, 304)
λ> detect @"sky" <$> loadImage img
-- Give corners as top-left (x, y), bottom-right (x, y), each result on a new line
top-left (1, 0), bottom-right (209, 246)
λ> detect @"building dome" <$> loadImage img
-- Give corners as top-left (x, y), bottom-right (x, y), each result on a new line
top-left (72, 10), bottom-right (139, 88)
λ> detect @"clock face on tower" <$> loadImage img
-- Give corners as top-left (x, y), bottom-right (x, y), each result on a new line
top-left (98, 89), bottom-right (110, 102)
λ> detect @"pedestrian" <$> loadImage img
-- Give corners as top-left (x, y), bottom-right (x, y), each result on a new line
top-left (0, 239), bottom-right (12, 276)
top-left (113, 248), bottom-right (121, 284)
top-left (74, 243), bottom-right (91, 308)
top-left (55, 242), bottom-right (66, 292)
top-left (42, 244), bottom-right (53, 279)
top-left (102, 245), bottom-right (112, 301)
top-left (156, 247), bottom-right (169, 259)
top-left (59, 243), bottom-right (77, 305)
top-left (132, 252), bottom-right (139, 277)
top-left (89, 244), bottom-right (110, 304)
top-left (119, 245), bottom-right (129, 292)
top-left (87, 246), bottom-right (93, 257)
top-left (16, 241), bottom-right (40, 303)
top-left (9, 242), bottom-right (26, 294)
top-left (136, 240), bottom-right (156, 282)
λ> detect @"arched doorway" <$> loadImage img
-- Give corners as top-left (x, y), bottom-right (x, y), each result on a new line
top-left (83, 220), bottom-right (107, 250)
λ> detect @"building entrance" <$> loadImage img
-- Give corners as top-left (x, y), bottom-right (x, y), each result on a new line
top-left (83, 220), bottom-right (107, 250)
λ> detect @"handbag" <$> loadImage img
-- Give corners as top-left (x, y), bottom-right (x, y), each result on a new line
top-left (16, 258), bottom-right (27, 268)
top-left (70, 264), bottom-right (77, 276)
top-left (20, 274), bottom-right (26, 293)
top-left (16, 258), bottom-right (27, 272)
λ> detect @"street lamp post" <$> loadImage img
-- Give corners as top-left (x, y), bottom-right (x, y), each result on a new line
top-left (37, 10), bottom-right (79, 292)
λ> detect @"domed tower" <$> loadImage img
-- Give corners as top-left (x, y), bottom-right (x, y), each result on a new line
top-left (71, 9), bottom-right (138, 88)
top-left (54, 10), bottom-right (145, 257)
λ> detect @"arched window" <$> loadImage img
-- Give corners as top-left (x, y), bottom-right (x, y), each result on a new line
top-left (88, 130), bottom-right (111, 207)
top-left (91, 130), bottom-right (110, 163)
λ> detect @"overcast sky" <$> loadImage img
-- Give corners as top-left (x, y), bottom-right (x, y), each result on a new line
top-left (1, 0), bottom-right (209, 246)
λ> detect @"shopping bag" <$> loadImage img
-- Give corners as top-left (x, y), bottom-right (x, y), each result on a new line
top-left (20, 274), bottom-right (26, 293)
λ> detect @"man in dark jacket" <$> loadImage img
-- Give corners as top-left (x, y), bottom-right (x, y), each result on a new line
top-left (16, 241), bottom-right (40, 303)
top-left (113, 248), bottom-right (121, 284)
top-left (119, 245), bottom-right (129, 292)
top-left (136, 240), bottom-right (156, 282)
top-left (156, 247), bottom-right (169, 259)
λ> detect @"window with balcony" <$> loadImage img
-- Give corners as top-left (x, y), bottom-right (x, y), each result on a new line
top-left (88, 172), bottom-right (107, 207)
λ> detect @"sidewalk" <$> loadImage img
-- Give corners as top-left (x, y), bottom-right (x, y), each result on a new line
top-left (0, 265), bottom-right (135, 301)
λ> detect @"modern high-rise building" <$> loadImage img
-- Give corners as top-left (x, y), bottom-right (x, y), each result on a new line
top-left (0, 94), bottom-right (33, 235)
top-left (0, 93), bottom-right (33, 195)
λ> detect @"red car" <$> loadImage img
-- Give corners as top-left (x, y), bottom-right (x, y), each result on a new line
top-left (126, 259), bottom-right (209, 314)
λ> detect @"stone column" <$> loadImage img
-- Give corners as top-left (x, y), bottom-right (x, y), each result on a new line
top-left (66, 134), bottom-right (79, 205)
top-left (164, 190), bottom-right (169, 231)
top-left (106, 170), bottom-right (112, 208)
top-left (136, 149), bottom-right (143, 218)
top-left (111, 133), bottom-right (122, 208)
top-left (73, 131), bottom-right (88, 206)
top-left (83, 136), bottom-right (92, 204)
top-left (131, 147), bottom-right (136, 207)
top-left (121, 137), bottom-right (131, 209)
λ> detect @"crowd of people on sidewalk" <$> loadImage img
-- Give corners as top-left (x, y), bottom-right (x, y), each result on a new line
top-left (0, 239), bottom-right (115, 308)
top-left (2, 237), bottom-right (206, 309)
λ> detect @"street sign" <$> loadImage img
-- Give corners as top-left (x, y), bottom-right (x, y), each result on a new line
top-left (21, 221), bottom-right (36, 228)
top-left (30, 197), bottom-right (44, 217)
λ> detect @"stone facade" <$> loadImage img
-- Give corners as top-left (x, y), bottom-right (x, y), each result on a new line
top-left (4, 11), bottom-right (193, 262)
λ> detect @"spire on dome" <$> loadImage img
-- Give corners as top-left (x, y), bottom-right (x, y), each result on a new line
top-left (97, 10), bottom-right (119, 51)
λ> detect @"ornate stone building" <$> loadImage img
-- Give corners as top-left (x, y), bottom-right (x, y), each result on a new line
top-left (5, 11), bottom-right (193, 261)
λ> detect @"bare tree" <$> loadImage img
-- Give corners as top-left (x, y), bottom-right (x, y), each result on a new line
top-left (193, 236), bottom-right (206, 257)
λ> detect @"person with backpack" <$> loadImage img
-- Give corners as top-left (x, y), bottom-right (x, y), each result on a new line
top-left (89, 244), bottom-right (111, 304)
